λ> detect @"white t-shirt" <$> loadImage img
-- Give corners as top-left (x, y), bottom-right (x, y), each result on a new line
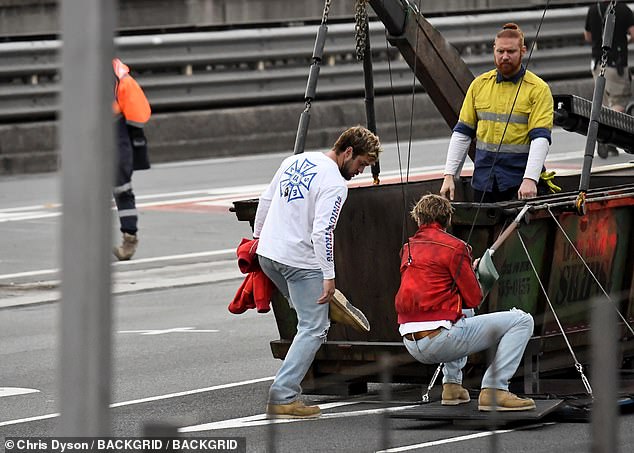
top-left (253, 152), bottom-right (348, 279)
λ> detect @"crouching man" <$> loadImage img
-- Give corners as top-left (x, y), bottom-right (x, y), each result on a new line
top-left (394, 194), bottom-right (535, 411)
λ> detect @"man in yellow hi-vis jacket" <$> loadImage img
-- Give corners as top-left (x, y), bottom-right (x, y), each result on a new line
top-left (440, 23), bottom-right (555, 203)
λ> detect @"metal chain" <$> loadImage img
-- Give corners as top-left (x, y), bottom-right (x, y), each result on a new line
top-left (598, 0), bottom-right (617, 77)
top-left (308, 0), bottom-right (331, 112)
top-left (321, 0), bottom-right (332, 25)
top-left (354, 0), bottom-right (368, 61)
top-left (517, 230), bottom-right (593, 397)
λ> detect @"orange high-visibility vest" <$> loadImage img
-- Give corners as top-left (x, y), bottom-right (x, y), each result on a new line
top-left (112, 58), bottom-right (151, 127)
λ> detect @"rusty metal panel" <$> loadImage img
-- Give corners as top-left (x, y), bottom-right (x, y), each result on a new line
top-left (333, 180), bottom-right (446, 343)
top-left (543, 206), bottom-right (632, 335)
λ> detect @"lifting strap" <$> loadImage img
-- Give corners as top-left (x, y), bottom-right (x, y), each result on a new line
top-left (292, 0), bottom-right (331, 155)
top-left (576, 0), bottom-right (618, 214)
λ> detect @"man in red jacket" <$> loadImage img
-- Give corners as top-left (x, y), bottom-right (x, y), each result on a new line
top-left (395, 194), bottom-right (535, 411)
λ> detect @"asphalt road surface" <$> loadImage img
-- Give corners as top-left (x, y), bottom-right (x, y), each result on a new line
top-left (1, 131), bottom-right (633, 451)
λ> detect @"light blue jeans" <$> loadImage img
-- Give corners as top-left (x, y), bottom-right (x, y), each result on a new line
top-left (258, 255), bottom-right (330, 405)
top-left (403, 308), bottom-right (534, 390)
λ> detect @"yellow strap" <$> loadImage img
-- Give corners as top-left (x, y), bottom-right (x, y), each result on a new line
top-left (540, 170), bottom-right (562, 193)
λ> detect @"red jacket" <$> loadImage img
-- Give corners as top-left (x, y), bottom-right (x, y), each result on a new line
top-left (228, 238), bottom-right (276, 314)
top-left (394, 223), bottom-right (482, 324)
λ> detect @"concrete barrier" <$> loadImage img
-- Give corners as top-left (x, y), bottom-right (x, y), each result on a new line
top-left (0, 1), bottom-right (597, 36)
top-left (0, 78), bottom-right (594, 175)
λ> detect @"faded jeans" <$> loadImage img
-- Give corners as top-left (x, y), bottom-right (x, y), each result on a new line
top-left (403, 308), bottom-right (534, 390)
top-left (258, 255), bottom-right (330, 405)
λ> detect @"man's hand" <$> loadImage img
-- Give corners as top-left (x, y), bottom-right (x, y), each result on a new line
top-left (317, 278), bottom-right (336, 304)
top-left (518, 178), bottom-right (537, 200)
top-left (440, 175), bottom-right (456, 200)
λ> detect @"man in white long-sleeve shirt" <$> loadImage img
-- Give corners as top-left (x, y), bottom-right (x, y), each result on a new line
top-left (440, 23), bottom-right (553, 203)
top-left (254, 126), bottom-right (382, 419)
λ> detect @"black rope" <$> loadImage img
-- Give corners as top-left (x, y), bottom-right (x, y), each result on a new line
top-left (385, 31), bottom-right (412, 264)
top-left (395, 0), bottom-right (425, 265)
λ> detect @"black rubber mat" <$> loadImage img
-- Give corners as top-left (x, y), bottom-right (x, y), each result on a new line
top-left (391, 399), bottom-right (563, 422)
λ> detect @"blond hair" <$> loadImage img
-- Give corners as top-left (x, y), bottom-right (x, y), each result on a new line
top-left (411, 194), bottom-right (454, 228)
top-left (333, 126), bottom-right (382, 161)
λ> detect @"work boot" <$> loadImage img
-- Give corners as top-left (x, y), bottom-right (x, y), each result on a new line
top-left (441, 383), bottom-right (471, 406)
top-left (597, 143), bottom-right (617, 159)
top-left (478, 388), bottom-right (536, 412)
top-left (266, 400), bottom-right (321, 419)
top-left (113, 232), bottom-right (138, 261)
top-left (329, 289), bottom-right (371, 333)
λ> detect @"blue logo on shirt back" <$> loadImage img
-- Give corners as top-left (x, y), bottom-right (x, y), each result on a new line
top-left (280, 158), bottom-right (317, 201)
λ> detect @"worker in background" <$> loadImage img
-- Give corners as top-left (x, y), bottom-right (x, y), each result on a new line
top-left (440, 23), bottom-right (554, 202)
top-left (112, 58), bottom-right (151, 260)
top-left (584, 1), bottom-right (634, 158)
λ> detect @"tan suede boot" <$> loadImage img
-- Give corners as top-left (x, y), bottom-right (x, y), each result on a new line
top-left (113, 232), bottom-right (138, 261)
top-left (266, 400), bottom-right (321, 419)
top-left (441, 383), bottom-right (471, 406)
top-left (478, 388), bottom-right (536, 411)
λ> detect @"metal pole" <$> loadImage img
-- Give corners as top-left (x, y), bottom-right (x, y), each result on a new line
top-left (578, 76), bottom-right (606, 193)
top-left (579, 2), bottom-right (616, 194)
top-left (361, 20), bottom-right (381, 184)
top-left (59, 0), bottom-right (116, 436)
top-left (293, 1), bottom-right (330, 155)
top-left (591, 296), bottom-right (618, 453)
top-left (379, 354), bottom-right (392, 452)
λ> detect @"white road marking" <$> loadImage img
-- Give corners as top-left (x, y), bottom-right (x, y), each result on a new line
top-left (153, 151), bottom-right (289, 169)
top-left (136, 193), bottom-right (261, 209)
top-left (0, 248), bottom-right (234, 282)
top-left (0, 268), bottom-right (58, 281)
top-left (0, 262), bottom-right (242, 309)
top-left (376, 429), bottom-right (515, 452)
top-left (118, 327), bottom-right (220, 335)
top-left (0, 376), bottom-right (274, 427)
top-left (117, 248), bottom-right (235, 265)
top-left (0, 212), bottom-right (60, 223)
top-left (134, 183), bottom-right (270, 200)
top-left (0, 204), bottom-right (60, 212)
top-left (179, 402), bottom-right (418, 432)
top-left (0, 387), bottom-right (40, 398)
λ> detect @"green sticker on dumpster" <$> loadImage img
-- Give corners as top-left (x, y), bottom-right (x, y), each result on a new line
top-left (490, 221), bottom-right (548, 314)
